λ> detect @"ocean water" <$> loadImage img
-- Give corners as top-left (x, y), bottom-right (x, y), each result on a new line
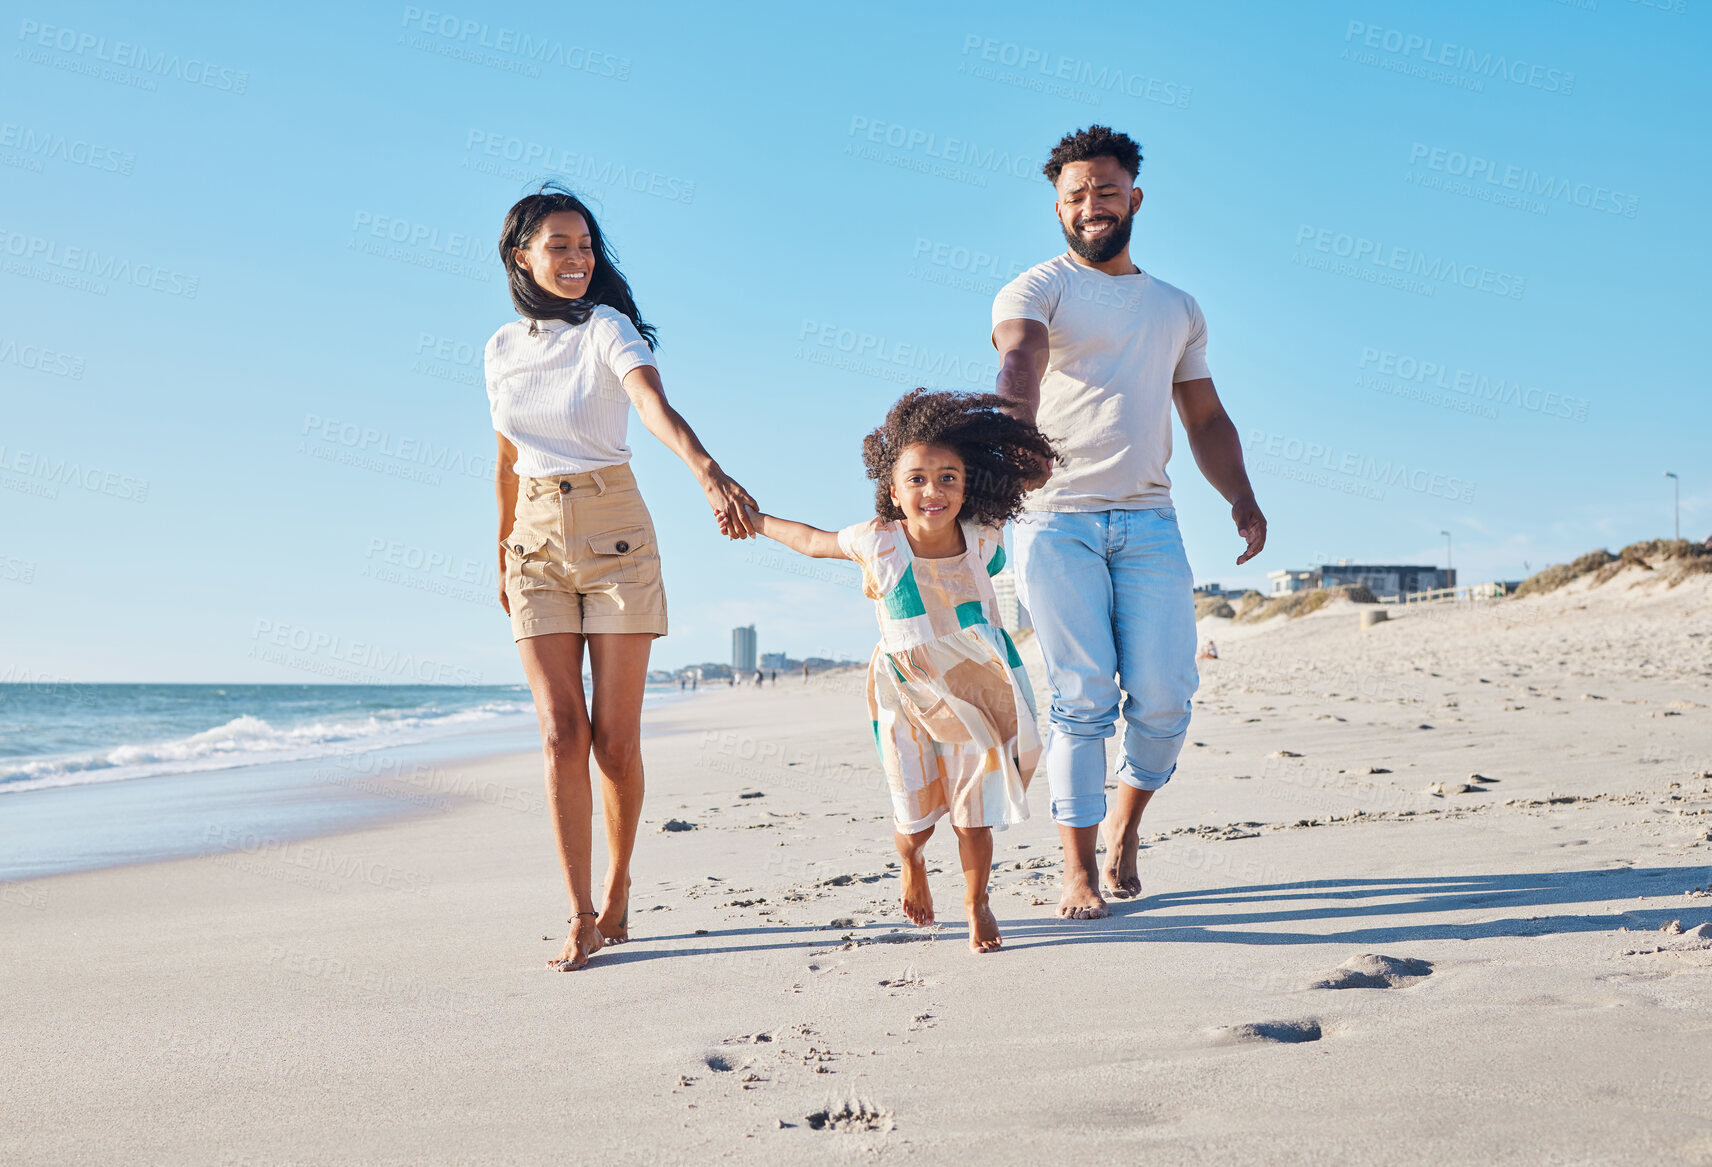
top-left (0, 683), bottom-right (539, 795)
top-left (0, 682), bottom-right (682, 881)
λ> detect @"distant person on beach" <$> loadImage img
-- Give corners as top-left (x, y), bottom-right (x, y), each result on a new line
top-left (487, 183), bottom-right (756, 972)
top-left (728, 389), bottom-right (1055, 953)
top-left (993, 126), bottom-right (1266, 919)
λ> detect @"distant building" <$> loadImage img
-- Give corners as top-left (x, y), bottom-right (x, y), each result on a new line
top-left (1193, 583), bottom-right (1230, 599)
top-left (760, 651), bottom-right (788, 669)
top-left (1268, 564), bottom-right (1456, 600)
top-left (731, 625), bottom-right (757, 672)
top-left (1267, 569), bottom-right (1319, 596)
top-left (1320, 564), bottom-right (1455, 599)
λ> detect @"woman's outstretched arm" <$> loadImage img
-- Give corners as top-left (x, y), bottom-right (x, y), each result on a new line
top-left (621, 365), bottom-right (757, 538)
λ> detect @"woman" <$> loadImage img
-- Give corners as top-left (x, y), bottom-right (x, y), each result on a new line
top-left (487, 184), bottom-right (755, 971)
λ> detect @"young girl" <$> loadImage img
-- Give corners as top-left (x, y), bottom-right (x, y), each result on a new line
top-left (738, 389), bottom-right (1055, 953)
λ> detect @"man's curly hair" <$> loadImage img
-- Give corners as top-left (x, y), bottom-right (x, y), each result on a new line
top-left (1042, 124), bottom-right (1142, 186)
top-left (861, 389), bottom-right (1057, 526)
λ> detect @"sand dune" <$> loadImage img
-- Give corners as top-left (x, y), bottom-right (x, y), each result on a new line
top-left (4, 571), bottom-right (1710, 1164)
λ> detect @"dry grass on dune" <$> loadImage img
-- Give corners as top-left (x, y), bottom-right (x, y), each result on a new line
top-left (1231, 590), bottom-right (1266, 619)
top-left (1195, 597), bottom-right (1236, 620)
top-left (1516, 539), bottom-right (1712, 598)
top-left (1234, 584), bottom-right (1377, 624)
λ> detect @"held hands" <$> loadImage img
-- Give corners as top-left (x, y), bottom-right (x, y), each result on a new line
top-left (1018, 449), bottom-right (1053, 492)
top-left (716, 503), bottom-right (763, 539)
top-left (1232, 496), bottom-right (1267, 566)
top-left (702, 466), bottom-right (758, 539)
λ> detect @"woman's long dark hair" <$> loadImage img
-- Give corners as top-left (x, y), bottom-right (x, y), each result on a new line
top-left (498, 182), bottom-right (656, 348)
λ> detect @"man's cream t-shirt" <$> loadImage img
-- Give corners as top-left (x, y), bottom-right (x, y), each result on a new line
top-left (992, 254), bottom-right (1210, 512)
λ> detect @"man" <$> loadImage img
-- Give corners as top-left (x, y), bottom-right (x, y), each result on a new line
top-left (993, 125), bottom-right (1266, 920)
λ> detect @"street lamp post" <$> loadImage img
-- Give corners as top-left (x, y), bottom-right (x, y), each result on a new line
top-left (1440, 529), bottom-right (1452, 583)
top-left (1664, 472), bottom-right (1679, 541)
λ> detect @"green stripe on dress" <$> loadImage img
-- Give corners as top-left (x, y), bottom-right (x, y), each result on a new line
top-left (1000, 629), bottom-right (1024, 668)
top-left (986, 543), bottom-right (1006, 576)
top-left (956, 600), bottom-right (988, 628)
top-left (883, 563), bottom-right (927, 619)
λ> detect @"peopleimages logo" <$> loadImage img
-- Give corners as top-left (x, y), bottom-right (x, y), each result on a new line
top-left (1407, 144), bottom-right (1638, 218)
top-left (0, 121), bottom-right (135, 174)
top-left (0, 226), bottom-right (199, 297)
top-left (846, 116), bottom-right (1041, 182)
top-left (1342, 21), bottom-right (1575, 95)
top-left (957, 33), bottom-right (1192, 109)
top-left (1358, 348), bottom-right (1589, 422)
top-left (461, 131), bottom-right (695, 204)
top-left (16, 19), bottom-right (249, 93)
top-left (1245, 430), bottom-right (1477, 504)
top-left (1293, 224), bottom-right (1525, 300)
top-left (398, 7), bottom-right (630, 79)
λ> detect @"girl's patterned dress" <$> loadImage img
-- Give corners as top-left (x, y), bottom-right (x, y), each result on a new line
top-left (837, 518), bottom-right (1041, 833)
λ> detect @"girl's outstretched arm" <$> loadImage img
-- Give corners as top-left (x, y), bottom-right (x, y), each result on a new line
top-left (739, 505), bottom-right (848, 559)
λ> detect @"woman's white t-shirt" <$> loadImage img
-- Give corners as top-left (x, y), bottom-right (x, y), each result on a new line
top-left (484, 305), bottom-right (657, 478)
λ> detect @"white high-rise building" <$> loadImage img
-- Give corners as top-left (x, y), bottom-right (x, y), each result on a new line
top-left (731, 624), bottom-right (757, 672)
top-left (993, 568), bottom-right (1030, 632)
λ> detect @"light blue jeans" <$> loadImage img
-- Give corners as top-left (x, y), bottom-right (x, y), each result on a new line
top-left (1012, 507), bottom-right (1199, 828)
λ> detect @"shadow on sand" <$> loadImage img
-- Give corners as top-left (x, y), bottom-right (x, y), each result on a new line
top-left (588, 863), bottom-right (1712, 967)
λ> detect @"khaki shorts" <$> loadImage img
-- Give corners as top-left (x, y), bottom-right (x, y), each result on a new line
top-left (503, 463), bottom-right (668, 640)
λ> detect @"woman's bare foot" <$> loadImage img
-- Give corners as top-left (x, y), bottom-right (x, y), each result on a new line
top-left (547, 916), bottom-right (604, 971)
top-left (597, 875), bottom-right (631, 944)
top-left (966, 897), bottom-right (1002, 953)
top-left (1100, 822), bottom-right (1142, 899)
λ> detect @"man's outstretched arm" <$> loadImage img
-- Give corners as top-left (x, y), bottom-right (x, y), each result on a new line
top-left (1172, 377), bottom-right (1266, 566)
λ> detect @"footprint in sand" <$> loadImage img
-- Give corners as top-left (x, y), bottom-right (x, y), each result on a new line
top-left (722, 1033), bottom-right (774, 1045)
top-left (1309, 953), bottom-right (1433, 989)
top-left (1223, 1019), bottom-right (1323, 1044)
top-left (804, 1098), bottom-right (894, 1132)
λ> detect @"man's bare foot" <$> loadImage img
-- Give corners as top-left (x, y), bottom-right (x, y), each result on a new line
top-left (899, 849), bottom-right (934, 926)
top-left (966, 897), bottom-right (1002, 953)
top-left (547, 916), bottom-right (604, 971)
top-left (1056, 874), bottom-right (1108, 920)
top-left (597, 875), bottom-right (631, 944)
top-left (1100, 822), bottom-right (1142, 899)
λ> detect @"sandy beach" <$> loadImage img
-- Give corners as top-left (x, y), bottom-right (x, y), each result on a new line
top-left (6, 563), bottom-right (1711, 1165)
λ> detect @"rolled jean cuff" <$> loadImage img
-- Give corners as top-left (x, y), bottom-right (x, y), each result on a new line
top-left (1049, 794), bottom-right (1106, 829)
top-left (1117, 761), bottom-right (1176, 793)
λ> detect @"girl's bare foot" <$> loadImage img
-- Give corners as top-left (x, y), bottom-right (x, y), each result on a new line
top-left (966, 897), bottom-right (1002, 953)
top-left (1100, 822), bottom-right (1142, 899)
top-left (597, 875), bottom-right (631, 944)
top-left (547, 916), bottom-right (604, 971)
top-left (894, 826), bottom-right (935, 926)
top-left (899, 850), bottom-right (934, 925)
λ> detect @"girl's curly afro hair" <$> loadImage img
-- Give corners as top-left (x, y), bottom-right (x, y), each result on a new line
top-left (861, 389), bottom-right (1058, 526)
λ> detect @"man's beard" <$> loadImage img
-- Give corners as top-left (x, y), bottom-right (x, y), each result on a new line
top-left (1063, 211), bottom-right (1133, 263)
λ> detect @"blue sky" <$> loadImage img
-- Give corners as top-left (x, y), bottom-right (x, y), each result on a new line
top-left (2, 0), bottom-right (1706, 683)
